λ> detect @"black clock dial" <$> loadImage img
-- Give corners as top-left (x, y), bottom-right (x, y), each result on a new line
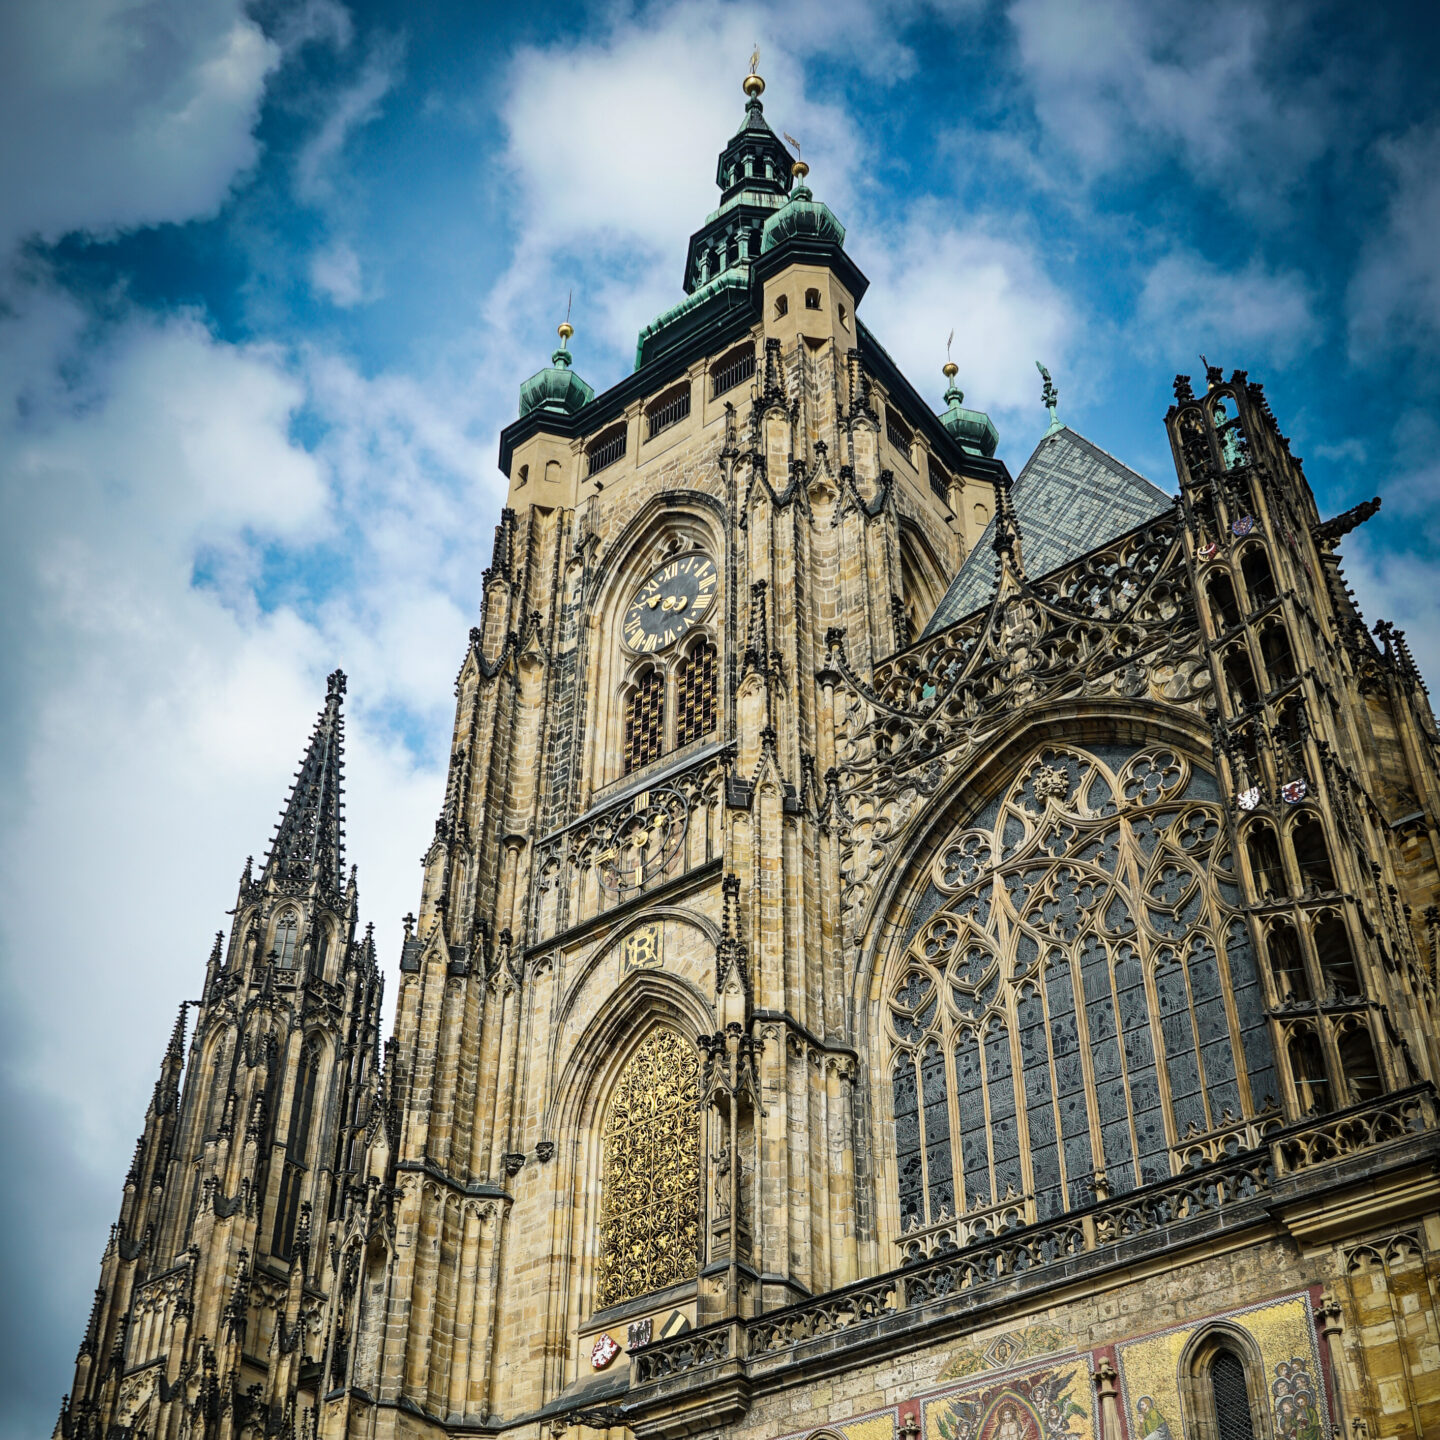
top-left (623, 555), bottom-right (717, 652)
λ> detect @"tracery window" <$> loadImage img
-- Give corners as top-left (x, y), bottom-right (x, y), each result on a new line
top-left (675, 640), bottom-right (718, 747)
top-left (595, 1028), bottom-right (701, 1310)
top-left (273, 911), bottom-right (298, 968)
top-left (623, 669), bottom-right (666, 773)
top-left (274, 1035), bottom-right (322, 1259)
top-left (889, 744), bottom-right (1278, 1245)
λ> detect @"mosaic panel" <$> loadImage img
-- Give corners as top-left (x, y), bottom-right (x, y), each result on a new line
top-left (923, 1357), bottom-right (1095, 1440)
top-left (1115, 1291), bottom-right (1327, 1440)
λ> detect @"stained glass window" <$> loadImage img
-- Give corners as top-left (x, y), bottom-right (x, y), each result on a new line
top-left (888, 744), bottom-right (1279, 1242)
top-left (595, 1028), bottom-right (701, 1309)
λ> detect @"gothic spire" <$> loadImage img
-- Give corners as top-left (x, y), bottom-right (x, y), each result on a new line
top-left (263, 670), bottom-right (347, 896)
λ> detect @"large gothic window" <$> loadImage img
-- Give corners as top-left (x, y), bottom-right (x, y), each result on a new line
top-left (272, 911), bottom-right (299, 968)
top-left (595, 1028), bottom-right (701, 1310)
top-left (889, 744), bottom-right (1278, 1247)
top-left (274, 1035), bottom-right (322, 1259)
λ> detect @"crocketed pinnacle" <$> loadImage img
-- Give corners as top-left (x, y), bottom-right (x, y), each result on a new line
top-left (263, 669), bottom-right (347, 896)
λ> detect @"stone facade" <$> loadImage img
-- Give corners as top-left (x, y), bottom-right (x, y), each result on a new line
top-left (60, 77), bottom-right (1440, 1440)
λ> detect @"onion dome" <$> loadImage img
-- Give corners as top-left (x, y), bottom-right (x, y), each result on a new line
top-left (760, 160), bottom-right (846, 255)
top-left (519, 321), bottom-right (595, 419)
top-left (939, 359), bottom-right (999, 459)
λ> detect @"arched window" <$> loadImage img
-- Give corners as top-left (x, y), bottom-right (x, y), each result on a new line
top-left (594, 1028), bottom-right (701, 1309)
top-left (675, 640), bottom-right (718, 747)
top-left (623, 669), bottom-right (666, 773)
top-left (1210, 1349), bottom-right (1258, 1440)
top-left (804, 287), bottom-right (821, 310)
top-left (1222, 646), bottom-right (1261, 709)
top-left (1265, 919), bottom-right (1310, 1002)
top-left (1244, 824), bottom-right (1285, 900)
top-left (275, 1035), bottom-right (322, 1259)
top-left (1259, 623), bottom-right (1298, 688)
top-left (1290, 815), bottom-right (1335, 892)
top-left (710, 343), bottom-right (756, 398)
top-left (773, 293), bottom-right (789, 319)
top-left (1288, 1027), bottom-right (1332, 1114)
top-left (887, 744), bottom-right (1277, 1246)
top-left (273, 911), bottom-right (298, 969)
top-left (1337, 1021), bottom-right (1384, 1105)
top-left (1206, 573), bottom-right (1242, 631)
top-left (1314, 912), bottom-right (1361, 1000)
top-left (1239, 547), bottom-right (1276, 608)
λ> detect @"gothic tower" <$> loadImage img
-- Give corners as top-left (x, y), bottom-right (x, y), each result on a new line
top-left (59, 671), bottom-right (384, 1439)
top-left (63, 65), bottom-right (1440, 1440)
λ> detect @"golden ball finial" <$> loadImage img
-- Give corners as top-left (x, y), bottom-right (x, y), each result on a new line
top-left (791, 159), bottom-right (809, 181)
top-left (943, 360), bottom-right (959, 380)
top-left (743, 71), bottom-right (765, 98)
top-left (557, 320), bottom-right (574, 345)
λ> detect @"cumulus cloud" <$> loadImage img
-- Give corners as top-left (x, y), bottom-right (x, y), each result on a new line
top-left (0, 272), bottom-right (499, 1430)
top-left (1134, 248), bottom-right (1320, 369)
top-left (0, 0), bottom-right (281, 253)
top-left (1348, 121), bottom-right (1440, 361)
top-left (856, 207), bottom-right (1077, 425)
top-left (1006, 0), bottom-right (1332, 212)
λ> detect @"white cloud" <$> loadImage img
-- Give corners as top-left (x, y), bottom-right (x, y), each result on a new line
top-left (0, 0), bottom-right (281, 253)
top-left (294, 34), bottom-right (403, 203)
top-left (1006, 0), bottom-right (1330, 212)
top-left (1134, 248), bottom-right (1319, 369)
top-left (0, 274), bottom-right (500, 1427)
top-left (311, 237), bottom-right (368, 306)
top-left (1348, 121), bottom-right (1440, 361)
top-left (857, 207), bottom-right (1077, 424)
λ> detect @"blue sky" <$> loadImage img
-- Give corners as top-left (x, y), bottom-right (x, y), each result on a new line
top-left (1, 0), bottom-right (1438, 1433)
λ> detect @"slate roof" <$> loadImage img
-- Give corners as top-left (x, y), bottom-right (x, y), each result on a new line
top-left (923, 426), bottom-right (1175, 635)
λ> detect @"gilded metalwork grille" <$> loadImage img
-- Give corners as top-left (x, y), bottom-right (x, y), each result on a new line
top-left (595, 1028), bottom-right (701, 1309)
top-left (676, 641), bottom-right (717, 747)
top-left (889, 743), bottom-right (1278, 1240)
top-left (624, 669), bottom-right (665, 773)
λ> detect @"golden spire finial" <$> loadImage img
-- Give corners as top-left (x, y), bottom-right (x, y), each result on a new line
top-left (943, 329), bottom-right (957, 380)
top-left (783, 131), bottom-right (807, 181)
top-left (557, 292), bottom-right (574, 347)
top-left (743, 44), bottom-right (764, 98)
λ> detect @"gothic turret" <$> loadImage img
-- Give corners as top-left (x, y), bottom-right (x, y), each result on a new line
top-left (58, 672), bottom-right (382, 1440)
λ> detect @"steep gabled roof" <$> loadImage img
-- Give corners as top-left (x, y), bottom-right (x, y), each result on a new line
top-left (923, 425), bottom-right (1174, 635)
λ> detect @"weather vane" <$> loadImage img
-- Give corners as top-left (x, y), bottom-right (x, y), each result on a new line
top-left (558, 289), bottom-right (574, 348)
top-left (744, 45), bottom-right (765, 98)
top-left (946, 329), bottom-right (954, 363)
top-left (1036, 361), bottom-right (1062, 436)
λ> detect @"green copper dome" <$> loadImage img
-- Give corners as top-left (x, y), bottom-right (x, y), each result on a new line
top-left (760, 181), bottom-right (846, 255)
top-left (940, 378), bottom-right (999, 459)
top-left (519, 340), bottom-right (594, 419)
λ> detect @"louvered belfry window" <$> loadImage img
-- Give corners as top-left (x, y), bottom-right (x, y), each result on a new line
top-left (624, 669), bottom-right (666, 773)
top-left (676, 641), bottom-right (717, 748)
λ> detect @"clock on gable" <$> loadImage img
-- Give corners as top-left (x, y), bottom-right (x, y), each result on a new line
top-left (623, 555), bottom-right (718, 653)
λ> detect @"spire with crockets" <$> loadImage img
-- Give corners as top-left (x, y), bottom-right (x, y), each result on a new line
top-left (263, 668), bottom-right (347, 897)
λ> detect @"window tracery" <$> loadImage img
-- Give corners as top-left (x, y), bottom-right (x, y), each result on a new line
top-left (594, 1027), bottom-right (701, 1310)
top-left (888, 744), bottom-right (1279, 1245)
top-left (272, 911), bottom-right (298, 968)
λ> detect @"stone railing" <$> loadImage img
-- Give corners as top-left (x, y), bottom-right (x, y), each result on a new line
top-left (629, 1085), bottom-right (1436, 1388)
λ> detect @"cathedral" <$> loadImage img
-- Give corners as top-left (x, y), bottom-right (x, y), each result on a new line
top-left (59, 66), bottom-right (1440, 1440)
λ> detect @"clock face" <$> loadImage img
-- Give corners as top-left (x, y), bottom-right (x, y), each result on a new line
top-left (622, 554), bottom-right (717, 652)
